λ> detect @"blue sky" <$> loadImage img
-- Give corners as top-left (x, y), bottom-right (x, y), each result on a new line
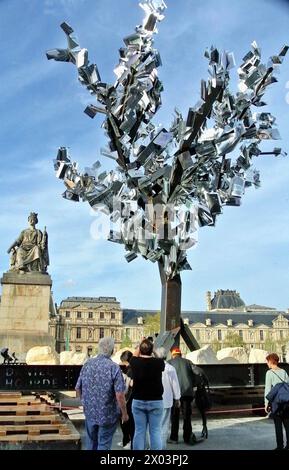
top-left (0, 0), bottom-right (289, 311)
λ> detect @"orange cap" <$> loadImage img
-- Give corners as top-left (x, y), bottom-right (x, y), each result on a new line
top-left (171, 347), bottom-right (181, 355)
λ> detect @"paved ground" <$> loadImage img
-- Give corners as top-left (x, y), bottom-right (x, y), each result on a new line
top-left (59, 392), bottom-right (284, 451)
top-left (1, 392), bottom-right (280, 451)
top-left (67, 412), bottom-right (278, 451)
top-left (62, 392), bottom-right (279, 450)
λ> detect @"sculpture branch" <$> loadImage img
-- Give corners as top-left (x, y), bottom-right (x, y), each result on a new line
top-left (47, 0), bottom-right (287, 286)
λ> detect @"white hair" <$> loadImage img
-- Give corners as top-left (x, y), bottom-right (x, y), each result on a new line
top-left (155, 347), bottom-right (167, 360)
top-left (98, 337), bottom-right (114, 357)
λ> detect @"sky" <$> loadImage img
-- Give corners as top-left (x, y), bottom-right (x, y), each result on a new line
top-left (0, 0), bottom-right (289, 312)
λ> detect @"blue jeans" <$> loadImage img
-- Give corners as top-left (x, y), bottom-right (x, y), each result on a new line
top-left (132, 399), bottom-right (163, 450)
top-left (85, 418), bottom-right (117, 450)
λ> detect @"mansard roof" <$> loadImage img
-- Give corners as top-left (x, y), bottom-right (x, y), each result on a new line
top-left (211, 289), bottom-right (246, 310)
top-left (60, 296), bottom-right (120, 309)
top-left (122, 308), bottom-right (289, 327)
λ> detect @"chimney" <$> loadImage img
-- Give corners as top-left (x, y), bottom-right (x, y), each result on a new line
top-left (248, 319), bottom-right (254, 327)
top-left (205, 318), bottom-right (211, 326)
top-left (227, 319), bottom-right (233, 327)
top-left (183, 318), bottom-right (189, 325)
top-left (206, 291), bottom-right (212, 311)
top-left (137, 316), bottom-right (143, 325)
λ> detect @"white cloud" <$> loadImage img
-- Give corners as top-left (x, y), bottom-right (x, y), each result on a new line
top-left (61, 279), bottom-right (77, 287)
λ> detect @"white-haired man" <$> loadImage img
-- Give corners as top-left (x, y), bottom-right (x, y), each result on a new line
top-left (155, 347), bottom-right (181, 449)
top-left (76, 337), bottom-right (128, 450)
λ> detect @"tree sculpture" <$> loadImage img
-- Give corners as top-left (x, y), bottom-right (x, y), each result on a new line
top-left (47, 1), bottom-right (287, 345)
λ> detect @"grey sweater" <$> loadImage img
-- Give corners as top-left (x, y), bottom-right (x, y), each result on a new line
top-left (264, 368), bottom-right (289, 406)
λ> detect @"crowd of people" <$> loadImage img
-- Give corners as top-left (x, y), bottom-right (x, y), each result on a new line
top-left (75, 338), bottom-right (289, 451)
top-left (75, 336), bottom-right (211, 450)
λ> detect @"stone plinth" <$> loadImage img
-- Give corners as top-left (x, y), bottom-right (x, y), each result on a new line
top-left (0, 272), bottom-right (55, 359)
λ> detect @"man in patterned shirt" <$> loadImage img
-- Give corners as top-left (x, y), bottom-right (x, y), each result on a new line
top-left (76, 337), bottom-right (128, 450)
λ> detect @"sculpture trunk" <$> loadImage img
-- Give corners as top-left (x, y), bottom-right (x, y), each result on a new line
top-left (159, 262), bottom-right (182, 335)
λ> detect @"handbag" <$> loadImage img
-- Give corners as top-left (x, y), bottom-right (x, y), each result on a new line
top-left (270, 370), bottom-right (289, 418)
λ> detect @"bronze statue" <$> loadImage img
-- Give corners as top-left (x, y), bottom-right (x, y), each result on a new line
top-left (7, 212), bottom-right (49, 273)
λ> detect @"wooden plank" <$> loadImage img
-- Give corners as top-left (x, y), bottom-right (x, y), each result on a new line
top-left (0, 394), bottom-right (37, 400)
top-left (28, 430), bottom-right (40, 436)
top-left (27, 433), bottom-right (80, 441)
top-left (0, 433), bottom-right (80, 442)
top-left (0, 422), bottom-right (80, 442)
top-left (0, 434), bottom-right (29, 442)
top-left (0, 424), bottom-right (70, 434)
top-left (0, 397), bottom-right (42, 405)
top-left (0, 415), bottom-right (62, 424)
top-left (0, 404), bottom-right (51, 413)
top-left (0, 392), bottom-right (22, 398)
top-left (59, 428), bottom-right (71, 435)
top-left (0, 391), bottom-right (80, 444)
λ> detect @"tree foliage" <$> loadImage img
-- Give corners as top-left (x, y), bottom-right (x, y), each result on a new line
top-left (144, 312), bottom-right (160, 337)
top-left (120, 333), bottom-right (133, 349)
top-left (211, 339), bottom-right (222, 353)
top-left (223, 331), bottom-right (245, 348)
top-left (264, 333), bottom-right (289, 355)
top-left (264, 336), bottom-right (278, 353)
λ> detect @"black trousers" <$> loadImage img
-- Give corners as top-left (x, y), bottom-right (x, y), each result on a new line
top-left (170, 397), bottom-right (193, 443)
top-left (273, 415), bottom-right (289, 449)
top-left (120, 399), bottom-right (135, 448)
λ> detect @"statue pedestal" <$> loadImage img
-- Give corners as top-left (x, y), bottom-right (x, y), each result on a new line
top-left (0, 272), bottom-right (55, 360)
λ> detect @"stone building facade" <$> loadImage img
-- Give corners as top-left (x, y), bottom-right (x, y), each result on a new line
top-left (50, 290), bottom-right (289, 359)
top-left (122, 290), bottom-right (289, 358)
top-left (50, 296), bottom-right (123, 355)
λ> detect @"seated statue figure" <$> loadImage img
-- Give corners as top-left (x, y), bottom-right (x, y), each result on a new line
top-left (7, 212), bottom-right (49, 273)
top-left (0, 348), bottom-right (13, 364)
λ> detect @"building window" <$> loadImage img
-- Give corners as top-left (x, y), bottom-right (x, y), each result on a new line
top-left (88, 312), bottom-right (93, 319)
top-left (100, 312), bottom-right (104, 320)
top-left (65, 311), bottom-right (70, 318)
top-left (99, 328), bottom-right (104, 339)
top-left (76, 346), bottom-right (82, 352)
top-left (111, 312), bottom-right (115, 320)
top-left (280, 330), bottom-right (284, 340)
top-left (217, 330), bottom-right (222, 341)
top-left (239, 330), bottom-right (243, 339)
top-left (76, 327), bottom-right (81, 339)
top-left (260, 330), bottom-right (264, 341)
top-left (195, 329), bottom-right (200, 340)
top-left (77, 311), bottom-right (82, 319)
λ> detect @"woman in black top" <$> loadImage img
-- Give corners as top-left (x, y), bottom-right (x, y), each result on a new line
top-left (130, 339), bottom-right (165, 450)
